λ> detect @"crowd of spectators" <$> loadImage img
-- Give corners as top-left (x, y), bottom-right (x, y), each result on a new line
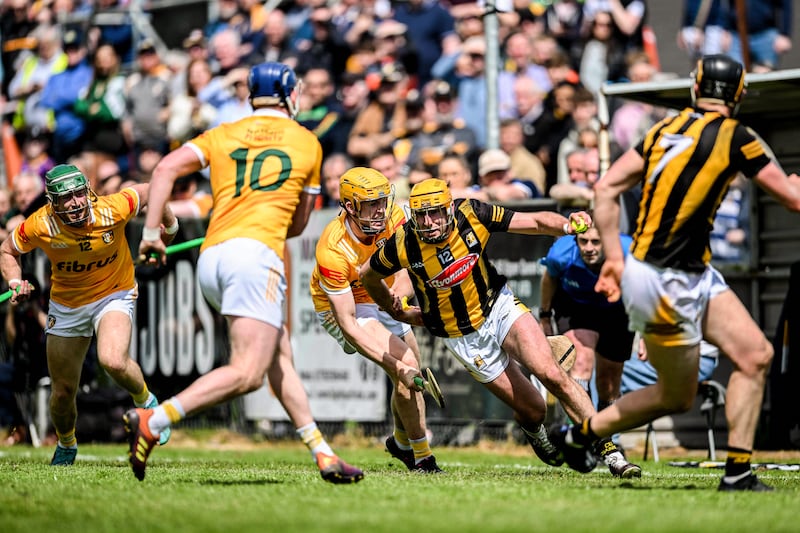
top-left (0, 0), bottom-right (791, 213)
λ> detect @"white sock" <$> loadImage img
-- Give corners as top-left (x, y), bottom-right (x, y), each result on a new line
top-left (296, 422), bottom-right (334, 458)
top-left (394, 437), bottom-right (412, 451)
top-left (148, 397), bottom-right (185, 436)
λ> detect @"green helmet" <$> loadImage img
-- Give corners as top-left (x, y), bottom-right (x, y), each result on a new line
top-left (45, 164), bottom-right (92, 225)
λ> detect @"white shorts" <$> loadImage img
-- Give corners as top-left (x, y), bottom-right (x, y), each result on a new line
top-left (197, 238), bottom-right (286, 329)
top-left (621, 255), bottom-right (729, 347)
top-left (442, 284), bottom-right (527, 384)
top-left (47, 286), bottom-right (138, 337)
top-left (317, 302), bottom-right (412, 355)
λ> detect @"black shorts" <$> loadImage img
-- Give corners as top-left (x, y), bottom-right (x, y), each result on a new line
top-left (552, 289), bottom-right (635, 363)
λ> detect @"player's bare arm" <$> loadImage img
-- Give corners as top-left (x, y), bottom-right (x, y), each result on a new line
top-left (144, 145), bottom-right (203, 230)
top-left (593, 148), bottom-right (644, 262)
top-left (0, 236), bottom-right (32, 303)
top-left (507, 210), bottom-right (592, 237)
top-left (592, 147), bottom-right (644, 302)
top-left (753, 162), bottom-right (800, 212)
top-left (327, 290), bottom-right (421, 390)
top-left (286, 191), bottom-right (318, 238)
top-left (387, 268), bottom-right (415, 302)
top-left (539, 270), bottom-right (557, 336)
top-left (360, 264), bottom-right (423, 326)
top-left (130, 183), bottom-right (180, 247)
top-left (139, 146), bottom-right (203, 262)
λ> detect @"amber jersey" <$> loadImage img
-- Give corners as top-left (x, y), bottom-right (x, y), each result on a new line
top-left (632, 107), bottom-right (770, 271)
top-left (12, 188), bottom-right (140, 307)
top-left (310, 204), bottom-right (406, 312)
top-left (187, 109), bottom-right (322, 257)
top-left (370, 199), bottom-right (514, 338)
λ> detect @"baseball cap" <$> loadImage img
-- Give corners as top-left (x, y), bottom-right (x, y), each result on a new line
top-left (478, 149), bottom-right (511, 176)
top-left (62, 28), bottom-right (83, 49)
top-left (430, 80), bottom-right (455, 100)
top-left (405, 88), bottom-right (424, 112)
top-left (182, 29), bottom-right (206, 50)
top-left (137, 38), bottom-right (156, 54)
top-left (379, 61), bottom-right (405, 83)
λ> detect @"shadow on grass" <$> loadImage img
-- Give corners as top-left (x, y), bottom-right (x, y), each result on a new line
top-left (199, 478), bottom-right (283, 486)
top-left (615, 481), bottom-right (709, 490)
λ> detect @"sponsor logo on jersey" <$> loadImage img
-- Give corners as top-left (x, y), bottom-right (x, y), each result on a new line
top-left (465, 231), bottom-right (478, 248)
top-left (102, 230), bottom-right (114, 244)
top-left (50, 241), bottom-right (69, 248)
top-left (56, 251), bottom-right (118, 273)
top-left (426, 253), bottom-right (478, 289)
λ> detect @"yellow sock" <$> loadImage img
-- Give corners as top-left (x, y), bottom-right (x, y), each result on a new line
top-left (297, 422), bottom-right (334, 457)
top-left (393, 428), bottom-right (411, 449)
top-left (132, 384), bottom-right (150, 406)
top-left (410, 436), bottom-right (432, 462)
top-left (56, 428), bottom-right (77, 448)
top-left (163, 401), bottom-right (183, 424)
top-left (727, 449), bottom-right (752, 463)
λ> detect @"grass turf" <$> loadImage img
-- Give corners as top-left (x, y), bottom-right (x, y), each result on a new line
top-left (1, 439), bottom-right (797, 533)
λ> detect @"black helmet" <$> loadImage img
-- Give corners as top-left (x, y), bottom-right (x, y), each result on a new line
top-left (691, 54), bottom-right (746, 114)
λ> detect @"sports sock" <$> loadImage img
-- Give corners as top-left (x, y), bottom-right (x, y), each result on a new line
top-left (595, 437), bottom-right (620, 458)
top-left (149, 397), bottom-right (185, 436)
top-left (410, 435), bottom-right (432, 463)
top-left (297, 422), bottom-right (334, 458)
top-left (393, 428), bottom-right (412, 450)
top-left (724, 447), bottom-right (752, 478)
top-left (131, 384), bottom-right (150, 406)
top-left (56, 428), bottom-right (77, 448)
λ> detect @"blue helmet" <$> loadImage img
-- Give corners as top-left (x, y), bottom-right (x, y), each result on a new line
top-left (248, 62), bottom-right (299, 118)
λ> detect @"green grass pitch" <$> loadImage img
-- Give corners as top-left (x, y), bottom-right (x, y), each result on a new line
top-left (1, 437), bottom-right (797, 533)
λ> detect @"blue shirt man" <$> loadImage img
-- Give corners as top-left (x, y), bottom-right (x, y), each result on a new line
top-left (539, 228), bottom-right (635, 412)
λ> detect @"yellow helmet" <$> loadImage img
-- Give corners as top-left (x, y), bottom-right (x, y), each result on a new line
top-left (408, 178), bottom-right (454, 243)
top-left (339, 167), bottom-right (394, 235)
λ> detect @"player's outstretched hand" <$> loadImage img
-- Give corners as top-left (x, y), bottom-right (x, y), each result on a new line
top-left (594, 258), bottom-right (624, 302)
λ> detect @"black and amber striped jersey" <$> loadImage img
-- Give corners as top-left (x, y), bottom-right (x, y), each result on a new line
top-left (369, 199), bottom-right (514, 338)
top-left (632, 107), bottom-right (770, 271)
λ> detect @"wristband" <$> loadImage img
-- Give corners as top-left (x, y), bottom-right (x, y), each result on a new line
top-left (563, 222), bottom-right (570, 235)
top-left (8, 278), bottom-right (21, 288)
top-left (142, 226), bottom-right (161, 241)
top-left (164, 220), bottom-right (180, 235)
top-left (538, 309), bottom-right (553, 318)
